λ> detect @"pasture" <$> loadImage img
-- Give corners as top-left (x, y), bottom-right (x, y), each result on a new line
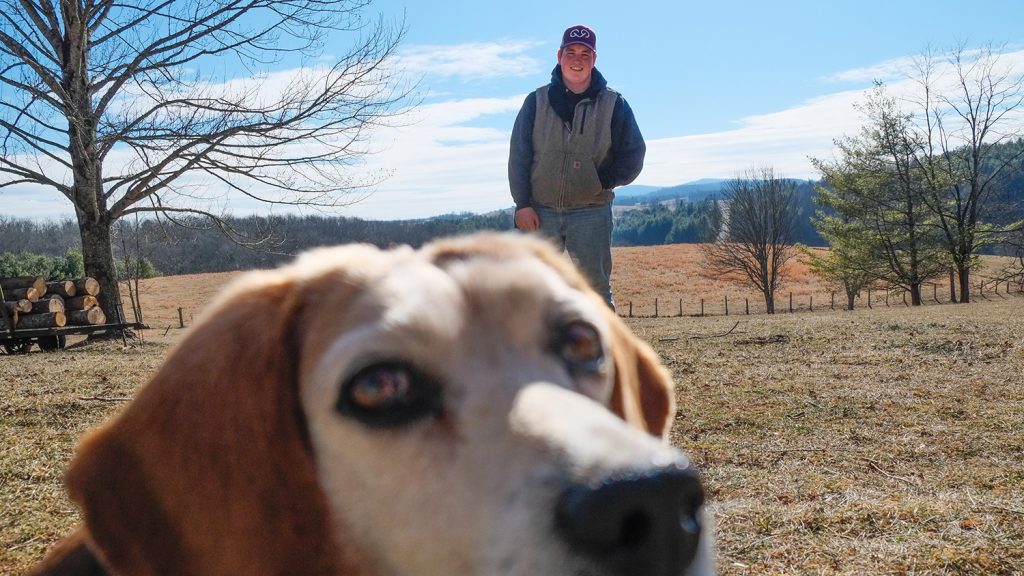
top-left (2, 243), bottom-right (1023, 574)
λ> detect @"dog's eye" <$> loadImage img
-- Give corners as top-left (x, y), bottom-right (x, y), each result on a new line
top-left (557, 320), bottom-right (604, 375)
top-left (337, 362), bottom-right (442, 427)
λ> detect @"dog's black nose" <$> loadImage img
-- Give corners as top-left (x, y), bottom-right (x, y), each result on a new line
top-left (555, 461), bottom-right (705, 576)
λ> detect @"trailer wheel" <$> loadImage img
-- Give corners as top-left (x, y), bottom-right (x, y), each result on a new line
top-left (2, 340), bottom-right (33, 354)
top-left (38, 334), bottom-right (67, 351)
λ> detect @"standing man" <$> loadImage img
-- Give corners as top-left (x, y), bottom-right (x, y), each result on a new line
top-left (508, 24), bottom-right (646, 309)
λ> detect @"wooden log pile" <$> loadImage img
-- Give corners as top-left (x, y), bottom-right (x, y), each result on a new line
top-left (1, 275), bottom-right (106, 330)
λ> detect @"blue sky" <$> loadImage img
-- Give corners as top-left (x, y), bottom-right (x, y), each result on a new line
top-left (5, 0), bottom-right (1024, 221)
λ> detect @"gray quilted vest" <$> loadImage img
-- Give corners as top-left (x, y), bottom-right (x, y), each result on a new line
top-left (530, 85), bottom-right (618, 208)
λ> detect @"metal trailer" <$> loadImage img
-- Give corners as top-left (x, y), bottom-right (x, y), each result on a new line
top-left (0, 321), bottom-right (145, 354)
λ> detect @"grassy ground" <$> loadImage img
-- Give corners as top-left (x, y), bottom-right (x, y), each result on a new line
top-left (1, 339), bottom-right (166, 571)
top-left (640, 299), bottom-right (1024, 575)
top-left (2, 280), bottom-right (1022, 574)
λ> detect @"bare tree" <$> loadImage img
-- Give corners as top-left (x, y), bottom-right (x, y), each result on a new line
top-left (909, 44), bottom-right (1024, 303)
top-left (0, 1), bottom-right (410, 325)
top-left (701, 166), bottom-right (800, 314)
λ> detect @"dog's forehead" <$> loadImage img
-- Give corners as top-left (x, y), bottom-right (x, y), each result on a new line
top-left (433, 250), bottom-right (590, 311)
top-left (292, 241), bottom-right (609, 367)
top-left (301, 241), bottom-right (598, 325)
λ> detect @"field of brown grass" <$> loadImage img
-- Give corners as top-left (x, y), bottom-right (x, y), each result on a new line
top-left (130, 244), bottom-right (1021, 330)
top-left (612, 244), bottom-right (1020, 317)
top-left (2, 242), bottom-right (1023, 574)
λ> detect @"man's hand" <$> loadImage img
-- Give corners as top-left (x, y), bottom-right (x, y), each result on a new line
top-left (514, 207), bottom-right (540, 231)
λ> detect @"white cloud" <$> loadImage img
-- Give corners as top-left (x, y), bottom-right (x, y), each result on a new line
top-left (6, 46), bottom-right (1024, 222)
top-left (823, 46), bottom-right (1024, 93)
top-left (639, 88), bottom-right (868, 186)
top-left (638, 46), bottom-right (1024, 188)
top-left (340, 96), bottom-right (525, 217)
top-left (821, 55), bottom-right (918, 84)
top-left (397, 41), bottom-right (543, 80)
top-left (337, 85), bottom-right (874, 219)
top-left (0, 86), bottom-right (880, 220)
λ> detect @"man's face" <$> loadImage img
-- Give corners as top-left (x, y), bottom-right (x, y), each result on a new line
top-left (557, 44), bottom-right (595, 93)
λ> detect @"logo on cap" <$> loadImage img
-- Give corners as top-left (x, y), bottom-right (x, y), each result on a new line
top-left (561, 24), bottom-right (596, 51)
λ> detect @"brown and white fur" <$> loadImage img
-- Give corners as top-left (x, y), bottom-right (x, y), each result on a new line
top-left (33, 232), bottom-right (714, 576)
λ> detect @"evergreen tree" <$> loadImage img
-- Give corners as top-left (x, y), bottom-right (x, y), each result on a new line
top-left (812, 85), bottom-right (948, 305)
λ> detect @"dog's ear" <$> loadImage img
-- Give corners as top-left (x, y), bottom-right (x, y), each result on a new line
top-left (602, 308), bottom-right (676, 439)
top-left (61, 270), bottom-right (371, 575)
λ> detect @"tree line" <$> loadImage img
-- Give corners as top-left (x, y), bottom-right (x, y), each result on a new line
top-left (0, 212), bottom-right (514, 277)
top-left (611, 181), bottom-right (825, 247)
top-left (0, 189), bottom-right (827, 279)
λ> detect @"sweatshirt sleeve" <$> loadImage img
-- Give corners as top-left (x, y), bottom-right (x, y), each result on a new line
top-left (508, 92), bottom-right (537, 210)
top-left (599, 96), bottom-right (646, 189)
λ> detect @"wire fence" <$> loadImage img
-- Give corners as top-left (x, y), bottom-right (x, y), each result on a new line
top-left (618, 277), bottom-right (1024, 318)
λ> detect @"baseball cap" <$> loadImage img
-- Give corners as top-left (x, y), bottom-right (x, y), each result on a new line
top-left (561, 24), bottom-right (596, 52)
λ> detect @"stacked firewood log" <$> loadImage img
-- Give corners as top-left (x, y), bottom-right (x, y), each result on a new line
top-left (0, 276), bottom-right (106, 330)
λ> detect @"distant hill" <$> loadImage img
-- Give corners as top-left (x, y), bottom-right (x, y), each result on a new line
top-left (614, 184), bottom-right (662, 198)
top-left (615, 179), bottom-right (726, 205)
top-left (610, 178), bottom-right (826, 248)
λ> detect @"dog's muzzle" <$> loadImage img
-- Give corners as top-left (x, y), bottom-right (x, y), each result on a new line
top-left (555, 459), bottom-right (705, 576)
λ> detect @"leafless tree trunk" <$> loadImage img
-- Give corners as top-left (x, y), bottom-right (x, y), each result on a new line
top-left (0, 1), bottom-right (410, 327)
top-left (701, 166), bottom-right (800, 314)
top-left (116, 216), bottom-right (147, 324)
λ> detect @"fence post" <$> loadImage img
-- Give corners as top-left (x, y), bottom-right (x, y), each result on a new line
top-left (678, 299), bottom-right (683, 317)
top-left (789, 292), bottom-right (793, 313)
top-left (178, 307), bottom-right (185, 328)
top-left (629, 301), bottom-right (633, 318)
top-left (745, 298), bottom-right (749, 315)
top-left (868, 289), bottom-right (872, 309)
top-left (885, 290), bottom-right (889, 306)
top-left (831, 291), bottom-right (835, 311)
top-left (655, 298), bottom-right (659, 318)
top-left (700, 299), bottom-right (704, 317)
top-left (934, 283), bottom-right (939, 304)
top-left (810, 295), bottom-right (813, 312)
top-left (724, 295), bottom-right (729, 316)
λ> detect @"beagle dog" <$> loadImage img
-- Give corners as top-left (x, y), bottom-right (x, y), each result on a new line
top-left (33, 232), bottom-right (714, 576)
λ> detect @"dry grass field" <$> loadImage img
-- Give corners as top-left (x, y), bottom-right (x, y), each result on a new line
top-left (611, 244), bottom-right (830, 317)
top-left (2, 242), bottom-right (1023, 575)
top-left (612, 244), bottom-right (1020, 317)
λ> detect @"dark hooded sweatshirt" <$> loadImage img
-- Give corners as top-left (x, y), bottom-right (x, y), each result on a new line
top-left (508, 66), bottom-right (646, 210)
